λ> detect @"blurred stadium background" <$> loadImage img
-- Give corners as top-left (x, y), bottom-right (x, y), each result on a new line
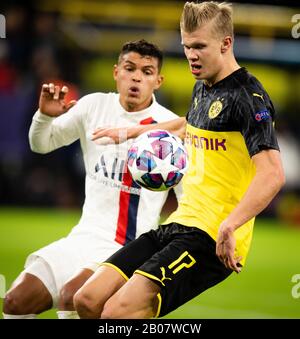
top-left (0, 0), bottom-right (300, 319)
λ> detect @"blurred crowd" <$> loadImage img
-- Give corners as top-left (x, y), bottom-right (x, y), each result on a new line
top-left (0, 1), bottom-right (300, 225)
top-left (0, 3), bottom-right (85, 208)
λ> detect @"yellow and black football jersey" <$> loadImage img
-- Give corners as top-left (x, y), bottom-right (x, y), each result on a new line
top-left (165, 67), bottom-right (279, 265)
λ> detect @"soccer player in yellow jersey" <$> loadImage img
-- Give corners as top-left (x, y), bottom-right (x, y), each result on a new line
top-left (74, 2), bottom-right (285, 318)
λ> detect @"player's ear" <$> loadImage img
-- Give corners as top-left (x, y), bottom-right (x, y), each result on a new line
top-left (113, 64), bottom-right (118, 80)
top-left (154, 74), bottom-right (164, 90)
top-left (221, 36), bottom-right (232, 53)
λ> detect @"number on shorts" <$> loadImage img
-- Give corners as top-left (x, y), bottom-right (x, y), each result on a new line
top-left (168, 251), bottom-right (196, 274)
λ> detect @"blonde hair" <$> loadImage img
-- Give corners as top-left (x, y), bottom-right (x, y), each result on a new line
top-left (180, 1), bottom-right (233, 39)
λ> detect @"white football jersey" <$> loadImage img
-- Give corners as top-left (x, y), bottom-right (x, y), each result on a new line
top-left (29, 92), bottom-right (180, 245)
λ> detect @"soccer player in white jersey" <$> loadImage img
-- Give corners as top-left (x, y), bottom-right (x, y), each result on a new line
top-left (3, 39), bottom-right (180, 319)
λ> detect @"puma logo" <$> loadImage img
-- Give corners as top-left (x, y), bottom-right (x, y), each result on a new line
top-left (160, 267), bottom-right (172, 285)
top-left (253, 93), bottom-right (264, 101)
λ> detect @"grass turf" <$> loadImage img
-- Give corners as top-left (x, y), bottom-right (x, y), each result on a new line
top-left (0, 207), bottom-right (299, 319)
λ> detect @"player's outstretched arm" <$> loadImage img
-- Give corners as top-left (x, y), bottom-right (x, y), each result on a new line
top-left (92, 117), bottom-right (187, 145)
top-left (39, 83), bottom-right (77, 117)
top-left (216, 149), bottom-right (285, 273)
top-left (29, 84), bottom-right (80, 154)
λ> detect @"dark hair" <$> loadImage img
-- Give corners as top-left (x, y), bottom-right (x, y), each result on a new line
top-left (118, 39), bottom-right (163, 72)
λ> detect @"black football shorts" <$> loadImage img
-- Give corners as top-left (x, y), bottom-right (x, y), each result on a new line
top-left (103, 222), bottom-right (232, 317)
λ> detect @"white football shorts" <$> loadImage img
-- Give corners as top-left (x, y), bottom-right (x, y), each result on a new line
top-left (24, 230), bottom-right (122, 307)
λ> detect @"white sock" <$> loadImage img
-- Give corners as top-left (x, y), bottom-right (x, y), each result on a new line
top-left (3, 313), bottom-right (36, 319)
top-left (57, 310), bottom-right (80, 319)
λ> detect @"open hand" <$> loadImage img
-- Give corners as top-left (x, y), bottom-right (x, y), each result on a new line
top-left (39, 83), bottom-right (77, 117)
top-left (216, 221), bottom-right (242, 273)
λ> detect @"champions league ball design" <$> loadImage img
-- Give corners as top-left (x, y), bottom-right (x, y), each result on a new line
top-left (127, 130), bottom-right (188, 191)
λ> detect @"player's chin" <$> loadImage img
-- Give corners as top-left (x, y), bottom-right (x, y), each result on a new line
top-left (126, 93), bottom-right (141, 103)
top-left (191, 72), bottom-right (204, 80)
top-left (125, 96), bottom-right (143, 111)
top-left (127, 95), bottom-right (145, 106)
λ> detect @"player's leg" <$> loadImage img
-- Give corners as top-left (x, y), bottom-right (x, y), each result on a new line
top-left (3, 257), bottom-right (54, 318)
top-left (74, 265), bottom-right (127, 318)
top-left (57, 268), bottom-right (94, 319)
top-left (102, 224), bottom-right (232, 319)
top-left (74, 229), bottom-right (163, 319)
top-left (101, 273), bottom-right (161, 319)
top-left (57, 232), bottom-right (124, 319)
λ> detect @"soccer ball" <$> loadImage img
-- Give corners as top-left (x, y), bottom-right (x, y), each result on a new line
top-left (127, 129), bottom-right (188, 191)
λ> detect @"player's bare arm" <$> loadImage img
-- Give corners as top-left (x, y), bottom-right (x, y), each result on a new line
top-left (216, 149), bottom-right (285, 273)
top-left (39, 83), bottom-right (77, 117)
top-left (91, 117), bottom-right (187, 144)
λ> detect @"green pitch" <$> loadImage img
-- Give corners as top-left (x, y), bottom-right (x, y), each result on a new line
top-left (0, 207), bottom-right (299, 319)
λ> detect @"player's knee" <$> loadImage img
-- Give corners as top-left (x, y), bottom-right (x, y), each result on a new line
top-left (73, 289), bottom-right (100, 318)
top-left (3, 290), bottom-right (28, 315)
top-left (59, 282), bottom-right (77, 310)
top-left (101, 296), bottom-right (130, 319)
